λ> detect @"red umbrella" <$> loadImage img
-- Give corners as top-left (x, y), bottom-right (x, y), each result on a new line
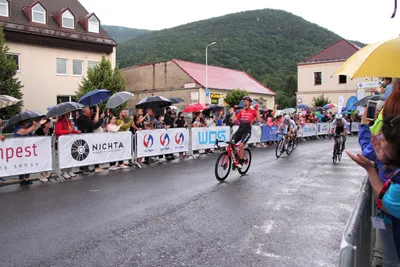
top-left (182, 102), bottom-right (207, 113)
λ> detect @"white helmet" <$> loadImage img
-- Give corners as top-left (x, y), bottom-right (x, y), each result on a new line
top-left (336, 114), bottom-right (343, 119)
top-left (284, 115), bottom-right (291, 121)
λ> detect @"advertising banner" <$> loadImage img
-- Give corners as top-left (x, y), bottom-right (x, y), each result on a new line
top-left (261, 125), bottom-right (282, 141)
top-left (58, 132), bottom-right (133, 169)
top-left (0, 136), bottom-right (52, 177)
top-left (191, 126), bottom-right (231, 150)
top-left (351, 122), bottom-right (360, 132)
top-left (301, 123), bottom-right (317, 137)
top-left (316, 123), bottom-right (330, 135)
top-left (232, 126), bottom-right (262, 144)
top-left (136, 128), bottom-right (189, 157)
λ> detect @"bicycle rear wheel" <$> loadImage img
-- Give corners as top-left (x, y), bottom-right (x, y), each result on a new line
top-left (286, 139), bottom-right (294, 155)
top-left (238, 149), bottom-right (252, 175)
top-left (215, 152), bottom-right (231, 182)
top-left (332, 143), bottom-right (338, 165)
top-left (276, 139), bottom-right (284, 158)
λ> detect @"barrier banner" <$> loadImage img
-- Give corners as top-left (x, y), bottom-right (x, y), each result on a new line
top-left (317, 123), bottom-right (329, 135)
top-left (0, 136), bottom-right (52, 177)
top-left (136, 128), bottom-right (189, 157)
top-left (191, 126), bottom-right (231, 150)
top-left (232, 126), bottom-right (262, 144)
top-left (346, 122), bottom-right (351, 132)
top-left (351, 122), bottom-right (359, 132)
top-left (261, 125), bottom-right (282, 141)
top-left (58, 132), bottom-right (133, 169)
top-left (302, 123), bottom-right (317, 137)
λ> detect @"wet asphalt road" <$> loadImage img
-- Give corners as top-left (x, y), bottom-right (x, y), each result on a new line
top-left (0, 137), bottom-right (365, 267)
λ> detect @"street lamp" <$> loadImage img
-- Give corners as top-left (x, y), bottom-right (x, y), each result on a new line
top-left (206, 42), bottom-right (216, 104)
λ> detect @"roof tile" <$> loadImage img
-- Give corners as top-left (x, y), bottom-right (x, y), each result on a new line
top-left (172, 59), bottom-right (275, 95)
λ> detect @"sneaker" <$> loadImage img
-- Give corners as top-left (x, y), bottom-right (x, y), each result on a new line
top-left (119, 164), bottom-right (129, 169)
top-left (63, 173), bottom-right (71, 179)
top-left (39, 176), bottom-right (48, 182)
top-left (82, 171), bottom-right (90, 175)
top-left (95, 167), bottom-right (104, 173)
top-left (109, 166), bottom-right (119, 171)
top-left (68, 172), bottom-right (76, 177)
top-left (25, 179), bottom-right (33, 185)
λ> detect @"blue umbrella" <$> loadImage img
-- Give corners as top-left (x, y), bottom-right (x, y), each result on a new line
top-left (78, 89), bottom-right (110, 106)
top-left (296, 104), bottom-right (309, 109)
top-left (238, 99), bottom-right (257, 108)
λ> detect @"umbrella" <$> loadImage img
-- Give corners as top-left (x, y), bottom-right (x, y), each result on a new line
top-left (341, 111), bottom-right (353, 115)
top-left (78, 89), bottom-right (110, 106)
top-left (5, 110), bottom-right (45, 128)
top-left (281, 108), bottom-right (296, 114)
top-left (238, 99), bottom-right (257, 108)
top-left (182, 102), bottom-right (207, 113)
top-left (168, 106), bottom-right (178, 111)
top-left (316, 107), bottom-right (324, 112)
top-left (333, 37), bottom-right (400, 78)
top-left (323, 103), bottom-right (337, 110)
top-left (168, 97), bottom-right (184, 104)
top-left (135, 96), bottom-right (172, 110)
top-left (296, 104), bottom-right (309, 109)
top-left (202, 104), bottom-right (224, 116)
top-left (0, 95), bottom-right (20, 109)
top-left (46, 102), bottom-right (84, 118)
top-left (105, 91), bottom-right (134, 109)
top-left (353, 95), bottom-right (385, 107)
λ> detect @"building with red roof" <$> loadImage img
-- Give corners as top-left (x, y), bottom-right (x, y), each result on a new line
top-left (297, 39), bottom-right (377, 108)
top-left (122, 59), bottom-right (275, 109)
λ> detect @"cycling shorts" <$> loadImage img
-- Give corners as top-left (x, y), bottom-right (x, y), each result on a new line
top-left (232, 126), bottom-right (252, 144)
top-left (335, 126), bottom-right (345, 135)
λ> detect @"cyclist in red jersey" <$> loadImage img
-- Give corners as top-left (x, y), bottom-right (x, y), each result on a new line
top-left (232, 96), bottom-right (263, 168)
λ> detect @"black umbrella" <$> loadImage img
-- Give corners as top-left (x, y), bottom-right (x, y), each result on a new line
top-left (168, 97), bottom-right (184, 104)
top-left (46, 102), bottom-right (84, 118)
top-left (202, 104), bottom-right (224, 117)
top-left (136, 96), bottom-right (172, 110)
top-left (353, 95), bottom-right (385, 107)
top-left (5, 110), bottom-right (45, 128)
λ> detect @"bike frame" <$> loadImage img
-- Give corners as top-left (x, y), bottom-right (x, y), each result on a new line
top-left (216, 140), bottom-right (241, 167)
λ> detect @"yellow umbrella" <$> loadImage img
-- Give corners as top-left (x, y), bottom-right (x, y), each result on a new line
top-left (333, 37), bottom-right (400, 78)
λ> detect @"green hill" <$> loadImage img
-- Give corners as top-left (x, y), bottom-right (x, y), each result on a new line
top-left (116, 9), bottom-right (364, 107)
top-left (103, 25), bottom-right (152, 43)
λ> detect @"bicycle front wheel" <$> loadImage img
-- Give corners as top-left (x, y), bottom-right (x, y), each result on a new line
top-left (215, 152), bottom-right (231, 182)
top-left (333, 143), bottom-right (338, 165)
top-left (276, 139), bottom-right (284, 158)
top-left (238, 148), bottom-right (252, 175)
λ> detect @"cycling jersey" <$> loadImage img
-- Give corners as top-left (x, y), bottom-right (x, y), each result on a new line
top-left (332, 118), bottom-right (347, 135)
top-left (236, 108), bottom-right (257, 128)
top-left (281, 119), bottom-right (297, 132)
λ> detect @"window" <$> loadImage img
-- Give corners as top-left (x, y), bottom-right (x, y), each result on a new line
top-left (73, 60), bottom-right (83, 76)
top-left (0, 0), bottom-right (9, 17)
top-left (32, 3), bottom-right (46, 24)
top-left (57, 95), bottom-right (76, 103)
top-left (87, 61), bottom-right (97, 70)
top-left (88, 16), bottom-right (99, 33)
top-left (339, 75), bottom-right (347, 84)
top-left (7, 53), bottom-right (20, 72)
top-left (314, 72), bottom-right (322, 85)
top-left (62, 10), bottom-right (74, 29)
top-left (56, 58), bottom-right (67, 75)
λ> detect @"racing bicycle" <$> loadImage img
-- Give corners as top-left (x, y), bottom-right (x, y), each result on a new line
top-left (275, 133), bottom-right (298, 158)
top-left (332, 133), bottom-right (344, 165)
top-left (214, 139), bottom-right (252, 182)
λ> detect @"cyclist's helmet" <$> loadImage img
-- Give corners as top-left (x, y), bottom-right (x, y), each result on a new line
top-left (242, 96), bottom-right (252, 102)
top-left (336, 114), bottom-right (343, 120)
top-left (284, 115), bottom-right (291, 121)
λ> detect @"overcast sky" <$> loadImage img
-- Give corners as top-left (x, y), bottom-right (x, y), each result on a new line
top-left (80, 0), bottom-right (400, 44)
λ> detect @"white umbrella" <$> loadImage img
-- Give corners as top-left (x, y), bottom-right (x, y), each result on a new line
top-left (0, 95), bottom-right (20, 109)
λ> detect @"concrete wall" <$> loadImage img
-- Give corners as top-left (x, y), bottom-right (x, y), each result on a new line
top-left (297, 61), bottom-right (377, 106)
top-left (7, 41), bottom-right (115, 113)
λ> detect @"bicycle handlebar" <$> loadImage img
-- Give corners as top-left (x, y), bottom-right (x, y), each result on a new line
top-left (215, 139), bottom-right (231, 148)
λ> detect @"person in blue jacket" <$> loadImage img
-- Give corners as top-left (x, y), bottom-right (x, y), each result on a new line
top-left (348, 115), bottom-right (400, 264)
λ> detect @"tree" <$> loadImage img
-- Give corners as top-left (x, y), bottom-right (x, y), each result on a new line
top-left (76, 56), bottom-right (126, 113)
top-left (224, 89), bottom-right (248, 107)
top-left (0, 26), bottom-right (23, 119)
top-left (311, 94), bottom-right (331, 108)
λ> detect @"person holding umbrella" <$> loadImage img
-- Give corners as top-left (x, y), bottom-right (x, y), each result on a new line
top-left (14, 117), bottom-right (47, 185)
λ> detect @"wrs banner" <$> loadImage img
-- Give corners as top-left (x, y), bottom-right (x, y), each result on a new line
top-left (0, 136), bottom-right (52, 177)
top-left (316, 123), bottom-right (330, 135)
top-left (301, 123), bottom-right (317, 137)
top-left (191, 126), bottom-right (231, 150)
top-left (58, 132), bottom-right (133, 169)
top-left (136, 128), bottom-right (189, 157)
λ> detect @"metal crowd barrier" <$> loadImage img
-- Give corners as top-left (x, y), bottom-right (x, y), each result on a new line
top-left (339, 176), bottom-right (374, 267)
